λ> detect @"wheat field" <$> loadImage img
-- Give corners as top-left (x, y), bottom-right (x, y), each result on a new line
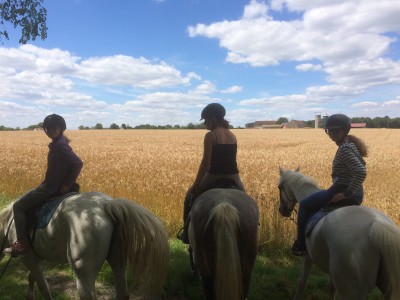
top-left (0, 129), bottom-right (399, 249)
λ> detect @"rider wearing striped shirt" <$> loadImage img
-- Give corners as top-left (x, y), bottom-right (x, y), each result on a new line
top-left (292, 114), bottom-right (368, 256)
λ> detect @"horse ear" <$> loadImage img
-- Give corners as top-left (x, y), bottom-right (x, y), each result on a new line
top-left (279, 166), bottom-right (284, 175)
top-left (295, 166), bottom-right (301, 172)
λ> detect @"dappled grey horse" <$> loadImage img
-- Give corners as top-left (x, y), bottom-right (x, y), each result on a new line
top-left (278, 167), bottom-right (400, 300)
top-left (0, 192), bottom-right (169, 300)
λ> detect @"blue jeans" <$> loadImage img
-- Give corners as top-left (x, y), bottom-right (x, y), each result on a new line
top-left (296, 186), bottom-right (363, 246)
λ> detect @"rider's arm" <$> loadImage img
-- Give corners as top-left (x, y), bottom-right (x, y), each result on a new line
top-left (191, 132), bottom-right (214, 193)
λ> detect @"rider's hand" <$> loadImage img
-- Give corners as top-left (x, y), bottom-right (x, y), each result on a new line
top-left (330, 193), bottom-right (346, 203)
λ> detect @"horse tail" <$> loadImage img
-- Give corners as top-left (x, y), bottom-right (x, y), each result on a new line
top-left (104, 199), bottom-right (169, 298)
top-left (207, 202), bottom-right (243, 300)
top-left (370, 220), bottom-right (400, 300)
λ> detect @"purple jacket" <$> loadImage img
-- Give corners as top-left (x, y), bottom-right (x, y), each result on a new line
top-left (42, 135), bottom-right (83, 196)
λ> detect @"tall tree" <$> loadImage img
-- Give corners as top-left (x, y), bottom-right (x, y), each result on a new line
top-left (0, 0), bottom-right (47, 44)
top-left (276, 117), bottom-right (289, 124)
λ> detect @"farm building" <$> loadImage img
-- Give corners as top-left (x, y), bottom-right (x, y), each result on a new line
top-left (351, 122), bottom-right (367, 128)
top-left (254, 121), bottom-right (283, 129)
top-left (282, 120), bottom-right (308, 129)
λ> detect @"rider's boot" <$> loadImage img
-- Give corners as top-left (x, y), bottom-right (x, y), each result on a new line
top-left (3, 239), bottom-right (27, 257)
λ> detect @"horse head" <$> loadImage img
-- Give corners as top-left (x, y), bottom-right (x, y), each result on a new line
top-left (278, 167), bottom-right (299, 217)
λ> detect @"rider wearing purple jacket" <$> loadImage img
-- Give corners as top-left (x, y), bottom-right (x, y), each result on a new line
top-left (4, 114), bottom-right (83, 256)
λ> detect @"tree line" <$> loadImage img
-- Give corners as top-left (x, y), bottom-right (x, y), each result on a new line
top-left (245, 116), bottom-right (400, 129)
top-left (2, 116), bottom-right (400, 131)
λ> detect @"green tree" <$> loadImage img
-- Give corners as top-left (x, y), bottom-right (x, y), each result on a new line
top-left (0, 0), bottom-right (47, 44)
top-left (93, 123), bottom-right (103, 130)
top-left (276, 117), bottom-right (288, 124)
top-left (109, 123), bottom-right (120, 129)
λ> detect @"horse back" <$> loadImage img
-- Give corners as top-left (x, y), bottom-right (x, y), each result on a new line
top-left (191, 188), bottom-right (259, 237)
top-left (308, 206), bottom-right (390, 271)
top-left (32, 192), bottom-right (114, 261)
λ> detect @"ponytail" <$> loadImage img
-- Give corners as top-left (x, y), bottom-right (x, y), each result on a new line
top-left (347, 135), bottom-right (368, 157)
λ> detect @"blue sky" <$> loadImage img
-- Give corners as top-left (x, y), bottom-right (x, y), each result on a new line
top-left (1, 0), bottom-right (400, 128)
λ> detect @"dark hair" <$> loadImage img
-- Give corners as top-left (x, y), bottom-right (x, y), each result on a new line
top-left (347, 135), bottom-right (368, 157)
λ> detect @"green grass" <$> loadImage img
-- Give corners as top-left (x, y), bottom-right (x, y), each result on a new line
top-left (0, 195), bottom-right (384, 299)
top-left (0, 240), bottom-right (385, 299)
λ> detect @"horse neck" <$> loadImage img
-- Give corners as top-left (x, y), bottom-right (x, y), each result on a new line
top-left (0, 206), bottom-right (12, 241)
top-left (293, 182), bottom-right (320, 203)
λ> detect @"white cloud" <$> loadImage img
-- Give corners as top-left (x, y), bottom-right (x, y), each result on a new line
top-left (243, 0), bottom-right (270, 19)
top-left (296, 63), bottom-right (323, 71)
top-left (384, 97), bottom-right (400, 106)
top-left (188, 0), bottom-right (398, 66)
top-left (351, 101), bottom-right (379, 108)
top-left (221, 86), bottom-right (243, 94)
top-left (77, 55), bottom-right (192, 89)
top-left (191, 81), bottom-right (217, 95)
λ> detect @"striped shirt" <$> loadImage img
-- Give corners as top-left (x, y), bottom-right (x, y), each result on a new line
top-left (331, 142), bottom-right (366, 197)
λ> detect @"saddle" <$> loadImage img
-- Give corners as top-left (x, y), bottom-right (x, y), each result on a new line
top-left (179, 178), bottom-right (242, 243)
top-left (26, 183), bottom-right (80, 232)
top-left (203, 177), bottom-right (242, 191)
top-left (190, 177), bottom-right (241, 207)
top-left (305, 198), bottom-right (360, 236)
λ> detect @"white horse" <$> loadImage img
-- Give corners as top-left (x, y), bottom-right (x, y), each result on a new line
top-left (0, 192), bottom-right (169, 300)
top-left (278, 167), bottom-right (400, 300)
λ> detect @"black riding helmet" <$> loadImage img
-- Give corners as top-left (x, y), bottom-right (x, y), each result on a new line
top-left (43, 114), bottom-right (67, 132)
top-left (324, 114), bottom-right (351, 134)
top-left (200, 103), bottom-right (226, 121)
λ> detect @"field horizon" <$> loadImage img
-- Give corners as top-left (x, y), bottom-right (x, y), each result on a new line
top-left (1, 128), bottom-right (399, 249)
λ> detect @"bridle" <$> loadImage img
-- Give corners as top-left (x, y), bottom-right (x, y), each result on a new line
top-left (278, 181), bottom-right (298, 224)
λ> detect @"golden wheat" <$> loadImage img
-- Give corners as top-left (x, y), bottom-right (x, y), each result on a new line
top-left (1, 129), bottom-right (399, 249)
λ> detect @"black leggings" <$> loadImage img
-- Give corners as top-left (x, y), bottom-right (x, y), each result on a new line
top-left (13, 184), bottom-right (50, 240)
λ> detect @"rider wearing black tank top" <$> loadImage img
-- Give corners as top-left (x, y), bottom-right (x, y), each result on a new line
top-left (177, 103), bottom-right (245, 244)
top-left (208, 131), bottom-right (239, 175)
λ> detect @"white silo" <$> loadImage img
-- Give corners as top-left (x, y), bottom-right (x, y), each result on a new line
top-left (315, 113), bottom-right (321, 129)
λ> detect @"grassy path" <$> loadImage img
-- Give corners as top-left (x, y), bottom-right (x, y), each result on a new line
top-left (0, 239), bottom-right (384, 299)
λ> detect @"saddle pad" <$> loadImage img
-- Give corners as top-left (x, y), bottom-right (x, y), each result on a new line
top-left (305, 210), bottom-right (330, 237)
top-left (36, 192), bottom-right (77, 229)
top-left (305, 201), bottom-right (359, 236)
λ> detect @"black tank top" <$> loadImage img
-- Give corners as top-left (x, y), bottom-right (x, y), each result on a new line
top-left (208, 132), bottom-right (239, 175)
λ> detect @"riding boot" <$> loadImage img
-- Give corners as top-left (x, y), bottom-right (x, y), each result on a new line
top-left (4, 239), bottom-right (27, 257)
top-left (177, 192), bottom-right (193, 244)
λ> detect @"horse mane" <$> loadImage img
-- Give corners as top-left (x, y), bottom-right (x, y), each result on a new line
top-left (281, 169), bottom-right (319, 191)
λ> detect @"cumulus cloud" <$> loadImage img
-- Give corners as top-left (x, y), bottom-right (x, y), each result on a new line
top-left (191, 81), bottom-right (217, 95)
top-left (221, 86), bottom-right (243, 94)
top-left (296, 63), bottom-right (323, 71)
top-left (0, 45), bottom-right (205, 128)
top-left (351, 101), bottom-right (379, 108)
top-left (77, 55), bottom-right (193, 89)
top-left (189, 1), bottom-right (399, 66)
